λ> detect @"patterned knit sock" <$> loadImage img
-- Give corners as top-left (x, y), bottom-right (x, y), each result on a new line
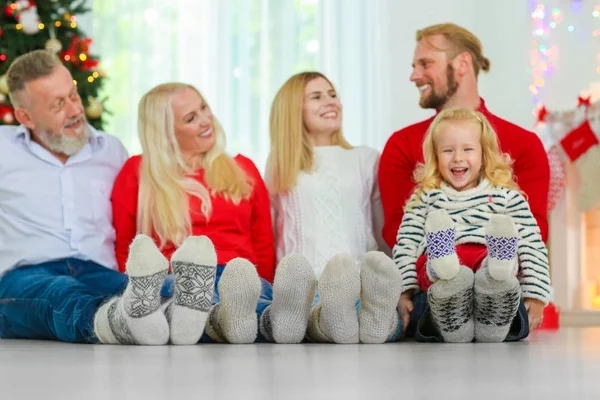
top-left (485, 214), bottom-right (519, 281)
top-left (204, 258), bottom-right (261, 344)
top-left (260, 254), bottom-right (316, 343)
top-left (167, 236), bottom-right (217, 345)
top-left (427, 265), bottom-right (475, 343)
top-left (474, 264), bottom-right (521, 342)
top-left (425, 209), bottom-right (460, 281)
top-left (358, 251), bottom-right (403, 344)
top-left (307, 253), bottom-right (360, 344)
top-left (94, 235), bottom-right (169, 345)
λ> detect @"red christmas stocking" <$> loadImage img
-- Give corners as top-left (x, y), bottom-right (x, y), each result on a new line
top-left (560, 120), bottom-right (600, 211)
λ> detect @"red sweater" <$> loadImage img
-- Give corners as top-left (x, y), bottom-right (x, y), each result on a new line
top-left (111, 154), bottom-right (276, 282)
top-left (379, 98), bottom-right (550, 248)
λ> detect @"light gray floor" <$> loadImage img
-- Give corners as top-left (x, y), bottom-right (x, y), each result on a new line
top-left (1, 328), bottom-right (599, 400)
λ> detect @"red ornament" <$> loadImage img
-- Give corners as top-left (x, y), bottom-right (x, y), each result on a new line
top-left (81, 58), bottom-right (99, 71)
top-left (537, 105), bottom-right (548, 124)
top-left (60, 36), bottom-right (96, 68)
top-left (577, 95), bottom-right (592, 108)
top-left (0, 105), bottom-right (14, 124)
top-left (4, 4), bottom-right (16, 18)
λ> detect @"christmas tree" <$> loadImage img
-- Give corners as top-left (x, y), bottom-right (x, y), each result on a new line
top-left (0, 0), bottom-right (106, 130)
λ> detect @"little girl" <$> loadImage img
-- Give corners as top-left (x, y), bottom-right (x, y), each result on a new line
top-left (393, 107), bottom-right (551, 343)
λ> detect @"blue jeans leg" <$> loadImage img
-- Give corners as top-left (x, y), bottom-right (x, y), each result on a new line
top-left (200, 265), bottom-right (273, 343)
top-left (0, 259), bottom-right (123, 343)
top-left (68, 258), bottom-right (128, 296)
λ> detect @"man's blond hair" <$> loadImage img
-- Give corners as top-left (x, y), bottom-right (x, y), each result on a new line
top-left (417, 23), bottom-right (490, 77)
top-left (7, 49), bottom-right (62, 107)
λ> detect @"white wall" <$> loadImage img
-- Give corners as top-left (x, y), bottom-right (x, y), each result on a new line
top-left (382, 0), bottom-right (534, 140)
top-left (380, 0), bottom-right (600, 142)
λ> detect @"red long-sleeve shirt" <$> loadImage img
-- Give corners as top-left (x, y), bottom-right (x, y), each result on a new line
top-left (111, 154), bottom-right (276, 282)
top-left (379, 98), bottom-right (550, 248)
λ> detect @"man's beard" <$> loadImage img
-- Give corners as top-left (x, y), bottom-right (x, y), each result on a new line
top-left (419, 63), bottom-right (459, 110)
top-left (37, 117), bottom-right (91, 156)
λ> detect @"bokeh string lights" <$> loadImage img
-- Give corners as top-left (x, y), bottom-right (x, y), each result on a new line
top-left (529, 0), bottom-right (599, 117)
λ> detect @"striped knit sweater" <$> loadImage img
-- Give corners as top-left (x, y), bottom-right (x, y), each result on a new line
top-left (392, 179), bottom-right (551, 305)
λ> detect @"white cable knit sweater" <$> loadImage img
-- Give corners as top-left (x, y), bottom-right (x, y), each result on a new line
top-left (392, 179), bottom-right (552, 304)
top-left (269, 146), bottom-right (388, 278)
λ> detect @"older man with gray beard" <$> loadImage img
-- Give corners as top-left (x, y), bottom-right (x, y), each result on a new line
top-left (0, 50), bottom-right (173, 345)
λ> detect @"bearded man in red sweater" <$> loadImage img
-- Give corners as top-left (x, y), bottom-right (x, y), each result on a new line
top-left (379, 23), bottom-right (550, 250)
top-left (380, 24), bottom-right (550, 339)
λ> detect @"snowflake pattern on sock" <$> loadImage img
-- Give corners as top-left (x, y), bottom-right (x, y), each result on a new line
top-left (172, 261), bottom-right (215, 312)
top-left (486, 235), bottom-right (518, 261)
top-left (428, 286), bottom-right (474, 333)
top-left (107, 299), bottom-right (136, 345)
top-left (125, 270), bottom-right (167, 318)
top-left (475, 285), bottom-right (521, 327)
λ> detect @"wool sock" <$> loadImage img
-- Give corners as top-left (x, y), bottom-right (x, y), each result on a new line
top-left (260, 254), bottom-right (316, 343)
top-left (358, 251), bottom-right (403, 343)
top-left (167, 235), bottom-right (217, 345)
top-left (94, 234), bottom-right (169, 345)
top-left (204, 258), bottom-right (261, 344)
top-left (307, 253), bottom-right (360, 344)
top-left (474, 264), bottom-right (521, 343)
top-left (427, 265), bottom-right (475, 343)
top-left (485, 214), bottom-right (519, 281)
top-left (425, 209), bottom-right (460, 281)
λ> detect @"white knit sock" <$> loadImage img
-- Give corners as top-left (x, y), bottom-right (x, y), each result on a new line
top-left (261, 254), bottom-right (316, 343)
top-left (307, 253), bottom-right (360, 344)
top-left (425, 209), bottom-right (460, 281)
top-left (205, 258), bottom-right (261, 344)
top-left (474, 264), bottom-right (521, 343)
top-left (94, 235), bottom-right (169, 345)
top-left (427, 265), bottom-right (475, 343)
top-left (167, 236), bottom-right (217, 345)
top-left (359, 251), bottom-right (403, 344)
top-left (485, 214), bottom-right (519, 281)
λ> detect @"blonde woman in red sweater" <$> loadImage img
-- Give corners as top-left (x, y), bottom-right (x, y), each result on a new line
top-left (111, 83), bottom-right (313, 345)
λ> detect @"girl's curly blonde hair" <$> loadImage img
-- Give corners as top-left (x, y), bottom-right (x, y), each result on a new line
top-left (407, 107), bottom-right (520, 209)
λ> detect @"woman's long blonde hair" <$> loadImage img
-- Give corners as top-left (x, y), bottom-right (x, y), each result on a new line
top-left (137, 83), bottom-right (253, 247)
top-left (266, 72), bottom-right (352, 193)
top-left (407, 108), bottom-right (519, 209)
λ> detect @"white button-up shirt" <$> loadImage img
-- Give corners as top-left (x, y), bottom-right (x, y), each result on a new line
top-left (0, 124), bottom-right (128, 274)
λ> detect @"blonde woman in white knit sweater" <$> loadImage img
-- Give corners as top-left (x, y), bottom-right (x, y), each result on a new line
top-left (265, 72), bottom-right (402, 345)
top-left (393, 108), bottom-right (551, 343)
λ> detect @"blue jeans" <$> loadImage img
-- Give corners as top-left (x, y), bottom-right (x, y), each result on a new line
top-left (409, 291), bottom-right (530, 342)
top-left (161, 265), bottom-right (273, 343)
top-left (0, 258), bottom-right (129, 343)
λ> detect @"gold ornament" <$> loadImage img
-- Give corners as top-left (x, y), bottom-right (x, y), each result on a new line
top-left (85, 97), bottom-right (104, 119)
top-left (0, 93), bottom-right (6, 104)
top-left (0, 74), bottom-right (8, 95)
top-left (45, 38), bottom-right (62, 53)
